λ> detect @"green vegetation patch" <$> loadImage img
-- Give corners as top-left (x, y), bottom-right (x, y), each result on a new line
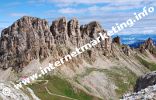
top-left (136, 56), bottom-right (156, 71)
top-left (104, 67), bottom-right (137, 98)
top-left (74, 67), bottom-right (137, 99)
top-left (29, 75), bottom-right (100, 100)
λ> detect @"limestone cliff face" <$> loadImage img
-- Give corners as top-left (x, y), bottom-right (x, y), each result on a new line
top-left (50, 17), bottom-right (68, 45)
top-left (0, 16), bottom-right (54, 71)
top-left (68, 18), bottom-right (81, 47)
top-left (0, 16), bottom-right (111, 72)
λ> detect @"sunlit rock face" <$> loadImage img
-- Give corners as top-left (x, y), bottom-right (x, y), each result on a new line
top-left (0, 16), bottom-right (54, 72)
top-left (0, 16), bottom-right (111, 72)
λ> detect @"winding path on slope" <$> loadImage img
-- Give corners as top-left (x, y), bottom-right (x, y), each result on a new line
top-left (37, 80), bottom-right (78, 100)
top-left (45, 87), bottom-right (78, 100)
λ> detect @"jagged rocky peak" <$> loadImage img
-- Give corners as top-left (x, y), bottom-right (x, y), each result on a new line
top-left (0, 16), bottom-right (112, 71)
top-left (10, 16), bottom-right (49, 31)
top-left (0, 16), bottom-right (54, 71)
top-left (50, 17), bottom-right (81, 46)
top-left (112, 36), bottom-right (120, 44)
top-left (144, 38), bottom-right (155, 49)
top-left (67, 18), bottom-right (81, 46)
top-left (80, 21), bottom-right (111, 51)
top-left (50, 17), bottom-right (68, 44)
top-left (134, 71), bottom-right (156, 92)
top-left (80, 21), bottom-right (105, 39)
top-left (139, 38), bottom-right (156, 53)
top-left (68, 18), bottom-right (80, 37)
top-left (112, 36), bottom-right (130, 56)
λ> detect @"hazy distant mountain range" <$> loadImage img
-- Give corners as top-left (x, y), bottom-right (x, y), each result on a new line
top-left (112, 34), bottom-right (156, 48)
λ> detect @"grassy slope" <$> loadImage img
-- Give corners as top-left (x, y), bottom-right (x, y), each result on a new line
top-left (104, 68), bottom-right (137, 98)
top-left (136, 56), bottom-right (156, 71)
top-left (27, 51), bottom-right (156, 100)
top-left (74, 67), bottom-right (137, 99)
top-left (29, 75), bottom-right (100, 100)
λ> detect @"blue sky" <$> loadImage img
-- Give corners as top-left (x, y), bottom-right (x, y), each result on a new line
top-left (0, 0), bottom-right (156, 34)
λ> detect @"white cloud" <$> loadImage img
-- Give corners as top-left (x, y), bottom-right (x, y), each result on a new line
top-left (75, 10), bottom-right (156, 34)
top-left (29, 0), bottom-right (155, 10)
top-left (28, 0), bottom-right (46, 4)
top-left (48, 0), bottom-right (140, 5)
top-left (57, 4), bottom-right (155, 15)
top-left (58, 8), bottom-right (86, 14)
top-left (47, 0), bottom-right (155, 8)
top-left (10, 13), bottom-right (29, 17)
top-left (57, 6), bottom-right (132, 15)
top-left (4, 0), bottom-right (156, 35)
top-left (143, 29), bottom-right (155, 34)
top-left (48, 0), bottom-right (109, 5)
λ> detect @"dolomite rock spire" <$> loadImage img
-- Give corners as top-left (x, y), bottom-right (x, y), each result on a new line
top-left (0, 16), bottom-right (111, 71)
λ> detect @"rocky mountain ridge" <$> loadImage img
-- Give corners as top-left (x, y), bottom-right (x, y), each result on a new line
top-left (0, 16), bottom-right (155, 100)
top-left (0, 16), bottom-right (110, 72)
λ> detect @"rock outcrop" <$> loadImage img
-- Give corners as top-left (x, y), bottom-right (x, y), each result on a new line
top-left (112, 36), bottom-right (130, 56)
top-left (134, 71), bottom-right (156, 92)
top-left (81, 21), bottom-right (110, 48)
top-left (0, 16), bottom-right (111, 72)
top-left (68, 18), bottom-right (81, 47)
top-left (50, 17), bottom-right (68, 45)
top-left (139, 38), bottom-right (156, 54)
top-left (122, 84), bottom-right (156, 100)
top-left (0, 82), bottom-right (40, 100)
top-left (122, 45), bottom-right (130, 56)
top-left (112, 36), bottom-right (120, 44)
top-left (0, 16), bottom-right (54, 71)
top-left (122, 72), bottom-right (156, 100)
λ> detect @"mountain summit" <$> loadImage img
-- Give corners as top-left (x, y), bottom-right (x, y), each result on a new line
top-left (0, 16), bottom-right (156, 100)
top-left (0, 16), bottom-right (110, 72)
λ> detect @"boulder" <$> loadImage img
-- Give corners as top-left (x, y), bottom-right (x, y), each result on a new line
top-left (134, 71), bottom-right (156, 92)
